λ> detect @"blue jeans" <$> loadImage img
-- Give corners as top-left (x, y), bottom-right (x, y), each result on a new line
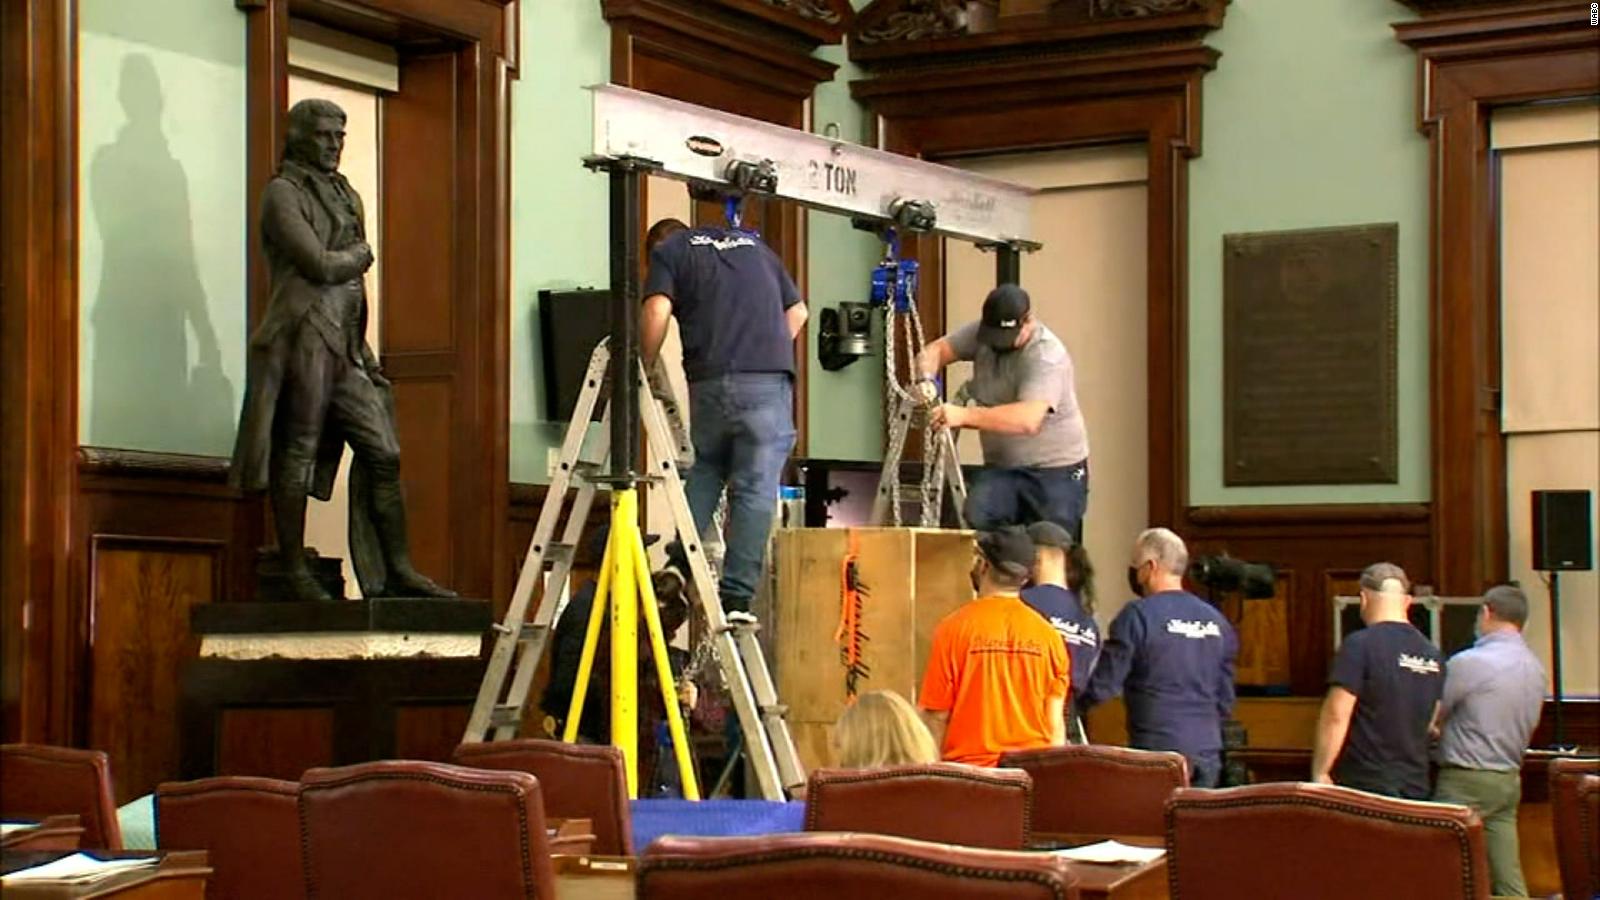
top-left (685, 373), bottom-right (795, 613)
top-left (965, 461), bottom-right (1089, 543)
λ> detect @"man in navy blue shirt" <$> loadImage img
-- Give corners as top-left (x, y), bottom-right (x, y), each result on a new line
top-left (1080, 528), bottom-right (1237, 787)
top-left (1312, 562), bottom-right (1443, 800)
top-left (1021, 521), bottom-right (1100, 742)
top-left (640, 218), bottom-right (808, 621)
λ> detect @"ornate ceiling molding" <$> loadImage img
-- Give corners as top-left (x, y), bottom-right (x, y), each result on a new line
top-left (762, 0), bottom-right (848, 25)
top-left (849, 0), bottom-right (1226, 66)
top-left (857, 0), bottom-right (972, 44)
top-left (1094, 0), bottom-right (1205, 17)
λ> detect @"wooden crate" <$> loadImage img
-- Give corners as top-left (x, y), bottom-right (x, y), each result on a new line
top-left (772, 527), bottom-right (975, 772)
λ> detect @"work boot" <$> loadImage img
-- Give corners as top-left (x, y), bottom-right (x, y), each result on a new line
top-left (270, 480), bottom-right (333, 603)
top-left (370, 474), bottom-right (457, 598)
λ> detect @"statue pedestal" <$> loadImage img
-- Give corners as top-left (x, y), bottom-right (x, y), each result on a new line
top-left (181, 600), bottom-right (492, 781)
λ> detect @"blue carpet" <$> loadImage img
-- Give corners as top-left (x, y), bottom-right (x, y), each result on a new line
top-left (630, 799), bottom-right (805, 851)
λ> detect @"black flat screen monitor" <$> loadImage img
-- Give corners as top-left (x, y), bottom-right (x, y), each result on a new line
top-left (538, 288), bottom-right (610, 423)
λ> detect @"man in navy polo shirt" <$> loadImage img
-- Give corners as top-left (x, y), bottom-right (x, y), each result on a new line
top-left (1312, 562), bottom-right (1443, 799)
top-left (640, 218), bottom-right (808, 622)
top-left (1080, 528), bottom-right (1237, 787)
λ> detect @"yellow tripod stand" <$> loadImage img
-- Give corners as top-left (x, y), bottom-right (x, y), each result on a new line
top-left (561, 488), bottom-right (700, 800)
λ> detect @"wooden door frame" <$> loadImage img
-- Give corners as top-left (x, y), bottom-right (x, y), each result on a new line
top-left (849, 26), bottom-right (1225, 529)
top-left (240, 0), bottom-right (516, 603)
top-left (1393, 0), bottom-right (1599, 593)
top-left (1, 0), bottom-right (81, 744)
top-left (604, 0), bottom-right (850, 459)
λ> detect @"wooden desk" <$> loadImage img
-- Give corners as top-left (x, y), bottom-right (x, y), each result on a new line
top-left (1034, 834), bottom-right (1168, 900)
top-left (2, 817), bottom-right (84, 852)
top-left (548, 818), bottom-right (598, 857)
top-left (0, 851), bottom-right (210, 899)
top-left (554, 855), bottom-right (636, 900)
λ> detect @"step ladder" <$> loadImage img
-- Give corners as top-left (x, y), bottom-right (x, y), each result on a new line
top-left (462, 341), bottom-right (805, 801)
top-left (871, 394), bottom-right (969, 528)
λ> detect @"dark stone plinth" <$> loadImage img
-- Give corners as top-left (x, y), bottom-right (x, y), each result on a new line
top-left (191, 599), bottom-right (492, 635)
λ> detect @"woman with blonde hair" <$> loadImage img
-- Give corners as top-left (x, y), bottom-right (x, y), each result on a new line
top-left (832, 689), bottom-right (940, 768)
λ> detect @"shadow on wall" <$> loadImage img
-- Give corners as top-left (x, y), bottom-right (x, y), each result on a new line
top-left (87, 53), bottom-right (235, 452)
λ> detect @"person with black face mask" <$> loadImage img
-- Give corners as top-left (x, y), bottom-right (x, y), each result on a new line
top-left (915, 284), bottom-right (1090, 543)
top-left (1079, 527), bottom-right (1238, 787)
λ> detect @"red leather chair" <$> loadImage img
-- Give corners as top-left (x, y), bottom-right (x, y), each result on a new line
top-left (156, 776), bottom-right (300, 900)
top-left (805, 764), bottom-right (1033, 850)
top-left (1165, 782), bottom-right (1489, 900)
top-left (1551, 757), bottom-right (1600, 900)
top-left (998, 744), bottom-right (1188, 838)
top-left (452, 738), bottom-right (633, 855)
top-left (639, 832), bottom-right (1079, 900)
top-left (0, 744), bottom-right (122, 849)
top-left (298, 760), bottom-right (557, 899)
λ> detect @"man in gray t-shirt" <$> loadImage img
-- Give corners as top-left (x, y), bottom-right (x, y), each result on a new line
top-left (916, 284), bottom-right (1091, 540)
top-left (1431, 584), bottom-right (1546, 898)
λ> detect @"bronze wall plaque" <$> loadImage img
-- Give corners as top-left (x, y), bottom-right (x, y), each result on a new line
top-left (1223, 223), bottom-right (1399, 486)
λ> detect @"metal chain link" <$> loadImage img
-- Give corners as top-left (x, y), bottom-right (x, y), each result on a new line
top-left (877, 273), bottom-right (949, 528)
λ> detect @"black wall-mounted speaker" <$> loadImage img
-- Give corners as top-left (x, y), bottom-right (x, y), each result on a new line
top-left (1531, 490), bottom-right (1593, 572)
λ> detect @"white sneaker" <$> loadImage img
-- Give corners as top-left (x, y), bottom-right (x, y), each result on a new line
top-left (726, 610), bottom-right (759, 626)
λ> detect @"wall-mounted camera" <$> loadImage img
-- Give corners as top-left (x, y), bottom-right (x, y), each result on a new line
top-left (819, 301), bottom-right (874, 372)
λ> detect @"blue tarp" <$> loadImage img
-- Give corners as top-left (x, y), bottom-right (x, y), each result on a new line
top-left (630, 799), bottom-right (806, 851)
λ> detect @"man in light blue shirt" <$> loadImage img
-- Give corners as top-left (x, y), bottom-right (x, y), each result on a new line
top-left (1432, 584), bottom-right (1547, 898)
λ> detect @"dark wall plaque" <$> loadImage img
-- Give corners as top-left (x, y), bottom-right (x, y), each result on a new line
top-left (1223, 223), bottom-right (1399, 486)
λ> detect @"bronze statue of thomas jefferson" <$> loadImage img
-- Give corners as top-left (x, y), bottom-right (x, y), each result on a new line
top-left (230, 98), bottom-right (453, 602)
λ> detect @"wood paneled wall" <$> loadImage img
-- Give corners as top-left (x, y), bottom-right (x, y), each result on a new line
top-left (21, 450), bottom-right (554, 797)
top-left (74, 450), bottom-right (259, 800)
top-left (1184, 504), bottom-right (1434, 696)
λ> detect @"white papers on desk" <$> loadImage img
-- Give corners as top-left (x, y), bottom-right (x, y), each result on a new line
top-left (1053, 840), bottom-right (1166, 865)
top-left (1, 853), bottom-right (157, 884)
top-left (0, 822), bottom-right (34, 836)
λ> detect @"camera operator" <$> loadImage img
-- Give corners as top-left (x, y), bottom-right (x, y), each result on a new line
top-left (1079, 528), bottom-right (1238, 786)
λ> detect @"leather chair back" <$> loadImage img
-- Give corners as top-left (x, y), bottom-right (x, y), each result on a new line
top-left (1166, 782), bottom-right (1489, 900)
top-left (999, 744), bottom-right (1188, 837)
top-left (0, 744), bottom-right (122, 849)
top-left (298, 760), bottom-right (556, 899)
top-left (156, 776), bottom-right (301, 900)
top-left (805, 764), bottom-right (1033, 850)
top-left (1551, 757), bottom-right (1600, 900)
top-left (639, 832), bottom-right (1079, 900)
top-left (452, 738), bottom-right (633, 855)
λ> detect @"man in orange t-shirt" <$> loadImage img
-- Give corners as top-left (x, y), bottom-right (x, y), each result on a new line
top-left (919, 527), bottom-right (1070, 766)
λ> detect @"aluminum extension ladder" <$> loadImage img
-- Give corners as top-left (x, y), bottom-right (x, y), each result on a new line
top-left (462, 341), bottom-right (805, 801)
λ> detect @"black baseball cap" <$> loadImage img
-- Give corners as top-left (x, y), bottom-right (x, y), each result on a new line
top-left (1025, 521), bottom-right (1074, 550)
top-left (978, 526), bottom-right (1036, 579)
top-left (978, 284), bottom-right (1031, 350)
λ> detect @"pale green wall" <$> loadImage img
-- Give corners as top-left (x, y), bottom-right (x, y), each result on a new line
top-left (1187, 0), bottom-right (1429, 505)
top-left (507, 2), bottom-right (612, 483)
top-left (804, 43), bottom-right (885, 463)
top-left (78, 0), bottom-right (247, 456)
